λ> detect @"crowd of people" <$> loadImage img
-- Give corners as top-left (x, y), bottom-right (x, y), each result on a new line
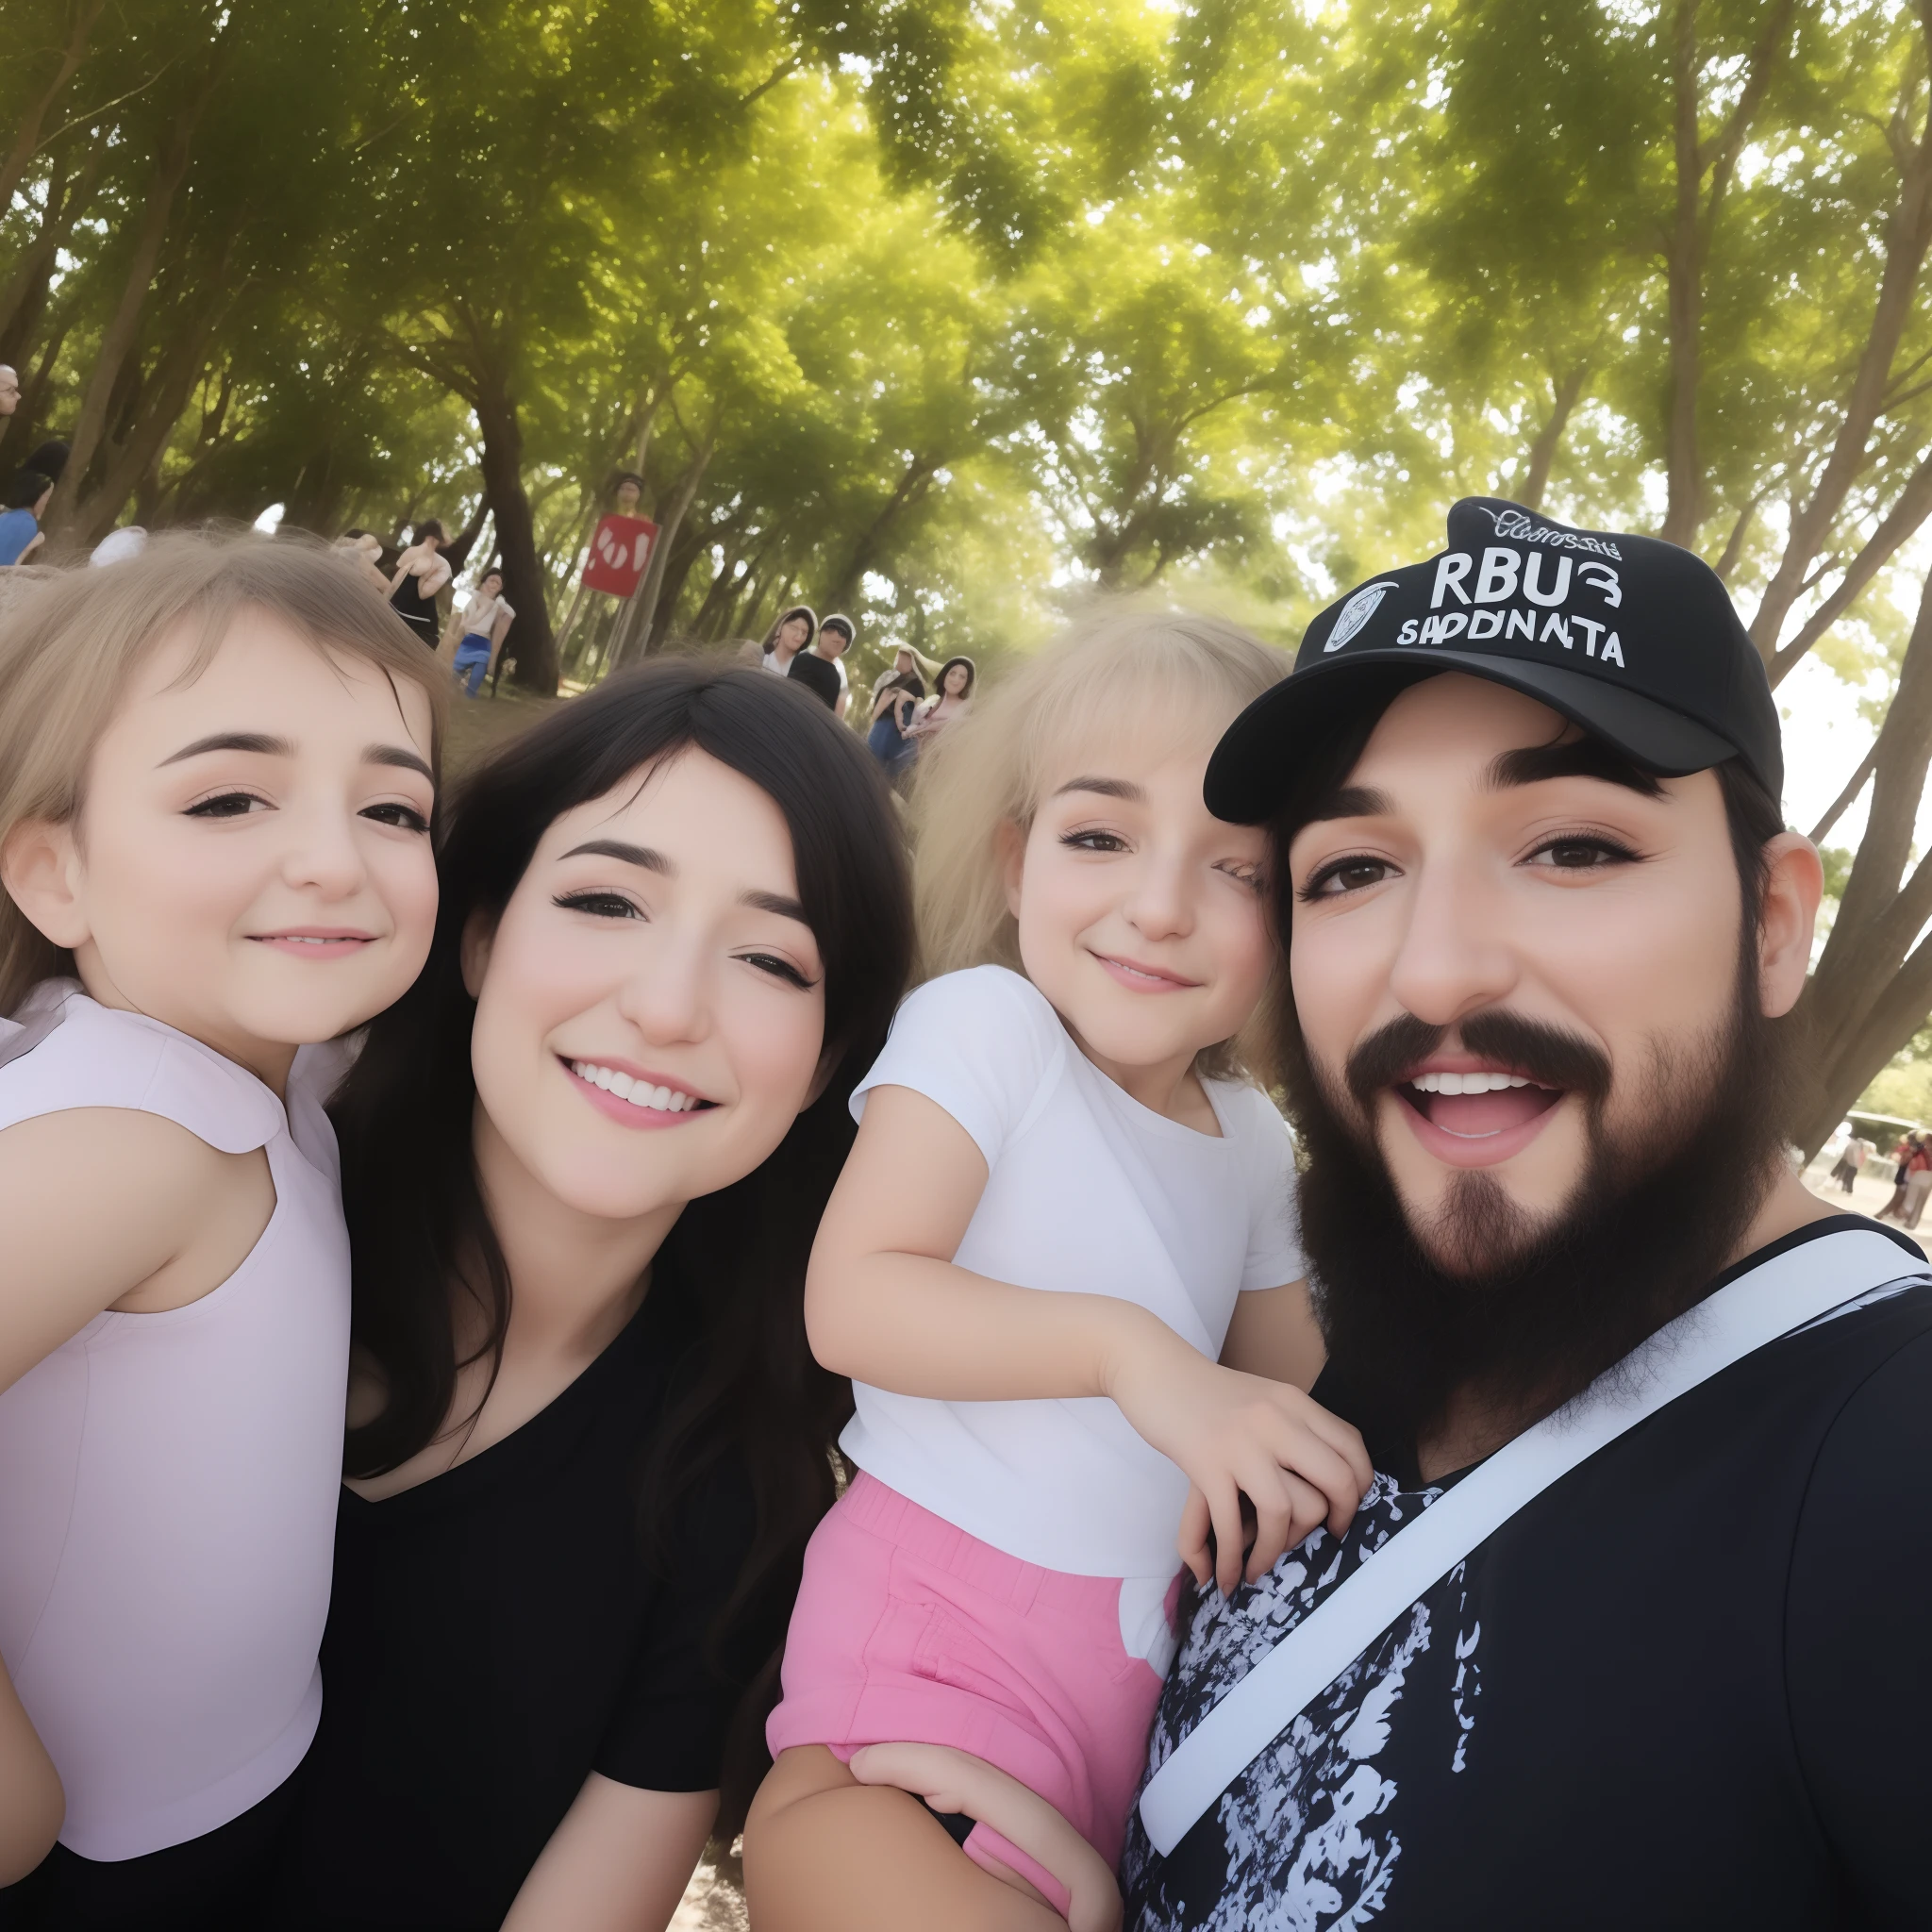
top-left (754, 601), bottom-right (975, 779)
top-left (0, 491), bottom-right (1925, 1932)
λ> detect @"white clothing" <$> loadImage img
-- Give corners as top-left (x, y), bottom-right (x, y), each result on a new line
top-left (0, 983), bottom-right (350, 1859)
top-left (459, 590), bottom-right (514, 639)
top-left (840, 965), bottom-right (1304, 1579)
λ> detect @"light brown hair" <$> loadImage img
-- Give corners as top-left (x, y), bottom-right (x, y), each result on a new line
top-left (908, 603), bottom-right (1288, 1079)
top-left (0, 532), bottom-right (449, 1013)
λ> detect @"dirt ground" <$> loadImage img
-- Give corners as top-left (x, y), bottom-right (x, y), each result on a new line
top-left (441, 679), bottom-right (569, 778)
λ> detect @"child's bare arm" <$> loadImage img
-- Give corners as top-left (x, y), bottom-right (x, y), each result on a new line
top-left (807, 1086), bottom-right (1371, 1592)
top-left (0, 1109), bottom-right (272, 1396)
top-left (0, 1657), bottom-right (60, 1887)
top-left (1221, 1281), bottom-right (1326, 1390)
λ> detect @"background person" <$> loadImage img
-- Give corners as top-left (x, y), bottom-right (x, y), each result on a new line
top-left (0, 473), bottom-right (53, 566)
top-left (814, 615), bottom-right (856, 720)
top-left (0, 367), bottom-right (18, 442)
top-left (865, 670), bottom-right (923, 782)
top-left (908, 656), bottom-right (974, 746)
top-left (387, 520), bottom-right (451, 648)
top-left (448, 568), bottom-right (515, 697)
top-left (270, 663), bottom-right (913, 1932)
top-left (759, 606), bottom-right (817, 676)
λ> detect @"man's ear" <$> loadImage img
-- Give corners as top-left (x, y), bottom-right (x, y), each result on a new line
top-left (458, 907), bottom-right (499, 1000)
top-left (1757, 831), bottom-right (1824, 1020)
top-left (998, 818), bottom-right (1027, 921)
top-left (0, 819), bottom-right (90, 949)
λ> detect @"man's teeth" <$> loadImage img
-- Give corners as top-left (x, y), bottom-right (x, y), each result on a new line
top-left (1408, 1070), bottom-right (1535, 1095)
top-left (570, 1062), bottom-right (703, 1111)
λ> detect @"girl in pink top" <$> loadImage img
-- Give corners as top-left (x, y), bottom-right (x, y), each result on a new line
top-left (0, 537), bottom-right (443, 1924)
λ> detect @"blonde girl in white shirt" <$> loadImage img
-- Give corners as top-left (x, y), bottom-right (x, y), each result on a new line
top-left (745, 610), bottom-right (1370, 1932)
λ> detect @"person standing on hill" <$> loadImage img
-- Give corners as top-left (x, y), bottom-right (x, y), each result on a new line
top-left (388, 522), bottom-right (452, 649)
top-left (449, 569), bottom-right (516, 698)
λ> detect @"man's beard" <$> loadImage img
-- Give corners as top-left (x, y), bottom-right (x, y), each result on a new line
top-left (1281, 954), bottom-right (1805, 1468)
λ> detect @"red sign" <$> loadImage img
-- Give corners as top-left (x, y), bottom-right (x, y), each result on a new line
top-left (581, 513), bottom-right (658, 595)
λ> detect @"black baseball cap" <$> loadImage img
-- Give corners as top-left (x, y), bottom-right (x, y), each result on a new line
top-left (1206, 497), bottom-right (1783, 823)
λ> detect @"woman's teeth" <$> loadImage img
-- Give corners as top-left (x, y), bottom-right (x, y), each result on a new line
top-left (1408, 1070), bottom-right (1536, 1095)
top-left (570, 1062), bottom-right (704, 1112)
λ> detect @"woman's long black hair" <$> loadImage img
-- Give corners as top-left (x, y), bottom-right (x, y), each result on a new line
top-left (329, 661), bottom-right (912, 1823)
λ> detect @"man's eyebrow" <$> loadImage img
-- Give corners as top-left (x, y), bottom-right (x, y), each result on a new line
top-left (741, 889), bottom-right (810, 925)
top-left (1053, 775), bottom-right (1146, 802)
top-left (1307, 784), bottom-right (1392, 823)
top-left (158, 731), bottom-right (292, 767)
top-left (1486, 739), bottom-right (1665, 798)
top-left (365, 744), bottom-right (434, 782)
top-left (558, 840), bottom-right (675, 874)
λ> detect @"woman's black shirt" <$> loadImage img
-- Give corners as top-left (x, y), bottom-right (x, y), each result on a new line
top-left (273, 1284), bottom-right (777, 1929)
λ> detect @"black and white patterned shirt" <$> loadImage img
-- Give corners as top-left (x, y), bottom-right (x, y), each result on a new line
top-left (1125, 1220), bottom-right (1932, 1932)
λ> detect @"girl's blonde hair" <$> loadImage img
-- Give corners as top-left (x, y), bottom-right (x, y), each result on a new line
top-left (909, 605), bottom-right (1288, 1076)
top-left (0, 532), bottom-right (451, 1014)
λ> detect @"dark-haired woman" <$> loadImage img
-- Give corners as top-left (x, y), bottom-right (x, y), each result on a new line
top-left (387, 520), bottom-right (450, 647)
top-left (908, 655), bottom-right (975, 749)
top-left (271, 663), bottom-right (913, 1930)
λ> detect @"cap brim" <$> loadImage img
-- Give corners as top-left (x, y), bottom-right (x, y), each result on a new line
top-left (1206, 649), bottom-right (1740, 824)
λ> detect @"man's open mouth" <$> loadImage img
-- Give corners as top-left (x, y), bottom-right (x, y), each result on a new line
top-left (1396, 1068), bottom-right (1564, 1140)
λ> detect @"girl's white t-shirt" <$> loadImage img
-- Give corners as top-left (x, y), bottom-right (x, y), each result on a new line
top-left (840, 965), bottom-right (1305, 1581)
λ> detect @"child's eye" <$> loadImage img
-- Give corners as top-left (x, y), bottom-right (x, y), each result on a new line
top-left (553, 890), bottom-right (644, 920)
top-left (360, 802), bottom-right (430, 833)
top-left (1298, 856), bottom-right (1394, 901)
top-left (1061, 829), bottom-right (1129, 854)
top-left (185, 791), bottom-right (270, 819)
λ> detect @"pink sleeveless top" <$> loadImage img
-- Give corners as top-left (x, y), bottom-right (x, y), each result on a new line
top-left (0, 982), bottom-right (350, 1860)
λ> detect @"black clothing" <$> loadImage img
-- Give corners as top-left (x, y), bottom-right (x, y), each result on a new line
top-left (0, 1757), bottom-right (305, 1932)
top-left (783, 649), bottom-right (842, 710)
top-left (388, 570), bottom-right (441, 648)
top-left (1126, 1218), bottom-right (1932, 1932)
top-left (272, 1286), bottom-right (777, 1930)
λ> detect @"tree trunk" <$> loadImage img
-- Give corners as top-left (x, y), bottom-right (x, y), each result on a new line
top-left (42, 60), bottom-right (223, 544)
top-left (1517, 364), bottom-right (1587, 512)
top-left (472, 378), bottom-right (557, 693)
top-left (0, 0), bottom-right (105, 221)
top-left (1797, 567), bottom-right (1932, 1151)
top-left (1750, 16), bottom-right (1932, 661)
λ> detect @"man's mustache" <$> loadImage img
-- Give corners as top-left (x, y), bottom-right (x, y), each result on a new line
top-left (1343, 1009), bottom-right (1614, 1113)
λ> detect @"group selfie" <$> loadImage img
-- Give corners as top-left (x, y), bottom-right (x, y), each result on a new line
top-left (0, 491), bottom-right (1922, 1932)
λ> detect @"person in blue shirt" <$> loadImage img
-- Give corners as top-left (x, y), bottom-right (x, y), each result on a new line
top-left (0, 472), bottom-right (52, 567)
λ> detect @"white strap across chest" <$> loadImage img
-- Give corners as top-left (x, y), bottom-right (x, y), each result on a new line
top-left (1138, 1225), bottom-right (1923, 1857)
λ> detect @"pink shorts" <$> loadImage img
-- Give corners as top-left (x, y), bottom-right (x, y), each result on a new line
top-left (766, 1473), bottom-right (1177, 1907)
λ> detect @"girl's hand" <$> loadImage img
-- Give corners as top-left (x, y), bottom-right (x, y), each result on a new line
top-left (1108, 1321), bottom-right (1372, 1594)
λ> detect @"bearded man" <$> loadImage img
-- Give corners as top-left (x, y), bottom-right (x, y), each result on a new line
top-left (1124, 499), bottom-right (1932, 1930)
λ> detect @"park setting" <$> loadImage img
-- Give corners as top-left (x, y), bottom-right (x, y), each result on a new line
top-left (6, 4), bottom-right (1932, 1929)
